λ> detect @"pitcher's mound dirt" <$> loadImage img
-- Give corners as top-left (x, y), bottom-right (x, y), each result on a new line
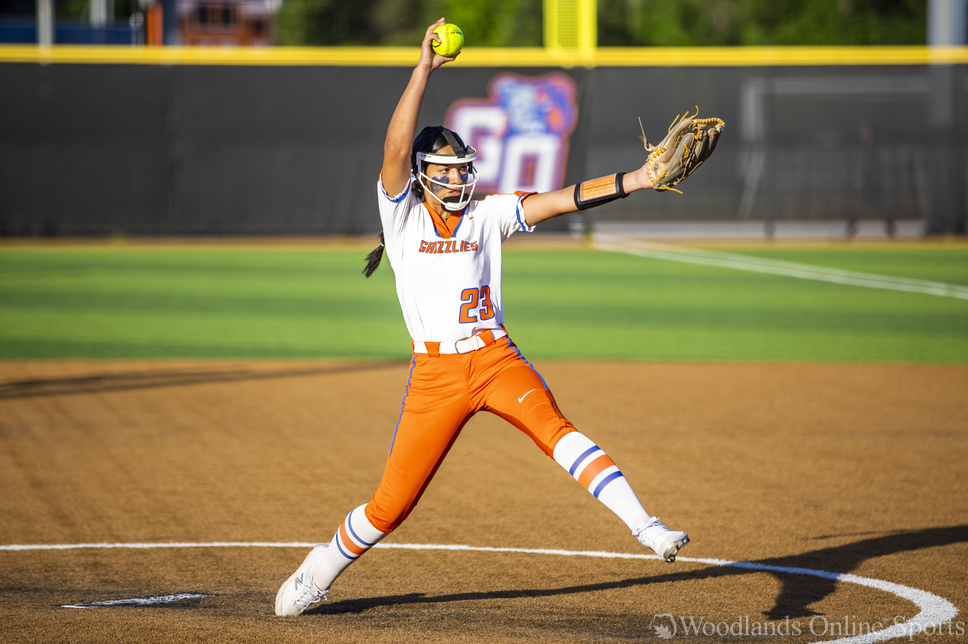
top-left (1, 360), bottom-right (966, 643)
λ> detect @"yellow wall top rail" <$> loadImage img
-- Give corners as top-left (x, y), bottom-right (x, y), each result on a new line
top-left (2, 45), bottom-right (968, 67)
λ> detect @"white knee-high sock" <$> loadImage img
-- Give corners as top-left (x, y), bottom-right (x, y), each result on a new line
top-left (312, 504), bottom-right (388, 591)
top-left (553, 432), bottom-right (652, 533)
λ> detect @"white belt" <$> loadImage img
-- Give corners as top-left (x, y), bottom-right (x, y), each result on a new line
top-left (413, 328), bottom-right (507, 356)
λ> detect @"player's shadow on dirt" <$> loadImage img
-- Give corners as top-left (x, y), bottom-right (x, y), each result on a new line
top-left (0, 363), bottom-right (400, 399)
top-left (309, 525), bottom-right (968, 620)
top-left (752, 525), bottom-right (968, 620)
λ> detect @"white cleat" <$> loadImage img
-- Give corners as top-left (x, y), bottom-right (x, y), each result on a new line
top-left (275, 545), bottom-right (330, 616)
top-left (635, 517), bottom-right (690, 563)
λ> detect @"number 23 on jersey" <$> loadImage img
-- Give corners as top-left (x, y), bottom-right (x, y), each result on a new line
top-left (459, 286), bottom-right (495, 323)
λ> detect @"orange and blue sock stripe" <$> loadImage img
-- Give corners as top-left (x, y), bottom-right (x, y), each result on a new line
top-left (335, 508), bottom-right (377, 561)
top-left (566, 443), bottom-right (625, 498)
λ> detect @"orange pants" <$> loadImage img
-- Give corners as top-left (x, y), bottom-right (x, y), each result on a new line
top-left (364, 336), bottom-right (575, 533)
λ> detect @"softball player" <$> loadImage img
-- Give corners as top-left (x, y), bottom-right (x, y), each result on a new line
top-left (275, 18), bottom-right (689, 616)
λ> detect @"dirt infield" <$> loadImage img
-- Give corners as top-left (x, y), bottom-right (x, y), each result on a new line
top-left (1, 359), bottom-right (966, 643)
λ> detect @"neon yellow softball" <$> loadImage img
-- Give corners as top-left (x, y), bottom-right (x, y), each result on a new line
top-left (432, 23), bottom-right (464, 57)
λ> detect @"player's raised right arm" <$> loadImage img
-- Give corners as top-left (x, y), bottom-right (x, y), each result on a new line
top-left (382, 19), bottom-right (458, 197)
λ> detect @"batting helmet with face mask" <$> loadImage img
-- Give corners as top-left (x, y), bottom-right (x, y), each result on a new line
top-left (411, 126), bottom-right (479, 212)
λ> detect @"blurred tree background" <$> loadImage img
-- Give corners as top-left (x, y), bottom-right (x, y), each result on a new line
top-left (276, 0), bottom-right (927, 47)
top-left (276, 0), bottom-right (543, 47)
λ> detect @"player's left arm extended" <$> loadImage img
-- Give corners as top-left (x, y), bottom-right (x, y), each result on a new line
top-left (522, 109), bottom-right (724, 227)
top-left (521, 168), bottom-right (650, 227)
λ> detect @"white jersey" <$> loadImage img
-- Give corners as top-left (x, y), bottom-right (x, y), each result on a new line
top-left (377, 176), bottom-right (534, 344)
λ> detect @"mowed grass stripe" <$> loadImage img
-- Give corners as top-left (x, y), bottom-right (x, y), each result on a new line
top-left (0, 246), bottom-right (965, 362)
top-left (0, 249), bottom-right (410, 359)
top-left (594, 237), bottom-right (968, 299)
top-left (502, 249), bottom-right (968, 362)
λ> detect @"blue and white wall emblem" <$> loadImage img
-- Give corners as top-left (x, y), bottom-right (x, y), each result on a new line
top-left (445, 73), bottom-right (578, 195)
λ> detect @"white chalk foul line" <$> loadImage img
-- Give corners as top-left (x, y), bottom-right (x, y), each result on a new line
top-left (3, 541), bottom-right (956, 643)
top-left (593, 236), bottom-right (968, 300)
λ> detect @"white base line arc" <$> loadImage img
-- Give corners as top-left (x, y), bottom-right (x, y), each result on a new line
top-left (3, 541), bottom-right (956, 644)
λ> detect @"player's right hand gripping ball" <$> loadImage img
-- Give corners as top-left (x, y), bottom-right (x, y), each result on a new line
top-left (640, 108), bottom-right (724, 193)
top-left (433, 23), bottom-right (464, 57)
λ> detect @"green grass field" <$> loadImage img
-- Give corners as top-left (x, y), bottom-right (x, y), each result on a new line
top-left (1, 243), bottom-right (966, 362)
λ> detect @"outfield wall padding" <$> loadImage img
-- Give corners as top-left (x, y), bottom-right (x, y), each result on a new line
top-left (1, 62), bottom-right (965, 236)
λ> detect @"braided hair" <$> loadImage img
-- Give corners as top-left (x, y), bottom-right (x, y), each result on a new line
top-left (362, 232), bottom-right (385, 278)
top-left (363, 126), bottom-right (470, 278)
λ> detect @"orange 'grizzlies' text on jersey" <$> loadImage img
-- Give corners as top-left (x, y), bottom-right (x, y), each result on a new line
top-left (378, 176), bottom-right (534, 344)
